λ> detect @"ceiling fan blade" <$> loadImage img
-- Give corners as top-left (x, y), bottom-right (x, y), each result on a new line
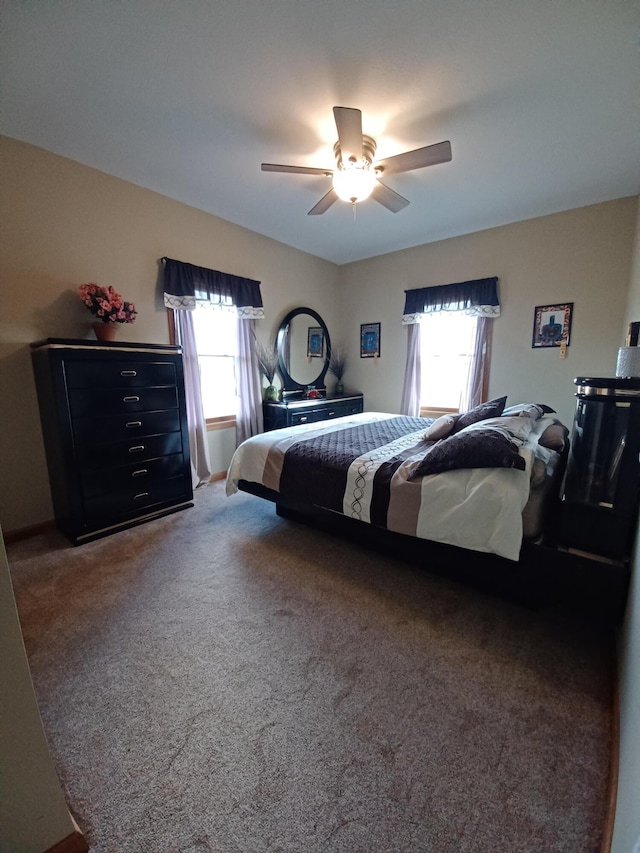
top-left (333, 106), bottom-right (363, 161)
top-left (371, 181), bottom-right (410, 213)
top-left (308, 188), bottom-right (339, 216)
top-left (262, 163), bottom-right (333, 176)
top-left (375, 140), bottom-right (452, 176)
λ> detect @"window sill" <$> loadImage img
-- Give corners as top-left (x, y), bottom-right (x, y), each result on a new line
top-left (419, 406), bottom-right (459, 419)
top-left (206, 416), bottom-right (236, 431)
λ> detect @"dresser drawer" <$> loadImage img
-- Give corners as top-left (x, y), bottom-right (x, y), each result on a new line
top-left (289, 409), bottom-right (326, 426)
top-left (75, 432), bottom-right (184, 469)
top-left (81, 454), bottom-right (185, 498)
top-left (65, 360), bottom-right (177, 390)
top-left (326, 400), bottom-right (363, 418)
top-left (73, 410), bottom-right (182, 445)
top-left (69, 386), bottom-right (178, 418)
top-left (83, 476), bottom-right (190, 521)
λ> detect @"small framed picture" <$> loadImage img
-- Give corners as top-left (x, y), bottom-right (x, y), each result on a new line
top-left (307, 326), bottom-right (324, 358)
top-left (532, 303), bottom-right (573, 348)
top-left (360, 322), bottom-right (381, 358)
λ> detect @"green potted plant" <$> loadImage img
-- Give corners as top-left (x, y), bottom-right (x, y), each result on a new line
top-left (254, 335), bottom-right (279, 401)
top-left (329, 344), bottom-right (348, 395)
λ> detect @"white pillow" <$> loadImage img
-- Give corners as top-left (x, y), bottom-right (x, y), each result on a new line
top-left (423, 414), bottom-right (456, 441)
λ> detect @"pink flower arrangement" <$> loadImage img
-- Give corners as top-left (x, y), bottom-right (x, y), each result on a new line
top-left (79, 283), bottom-right (137, 324)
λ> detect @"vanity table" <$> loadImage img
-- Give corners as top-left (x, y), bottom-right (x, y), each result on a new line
top-left (263, 392), bottom-right (364, 430)
top-left (263, 306), bottom-right (363, 431)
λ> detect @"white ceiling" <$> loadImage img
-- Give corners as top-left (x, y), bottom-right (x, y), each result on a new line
top-left (1, 1), bottom-right (639, 265)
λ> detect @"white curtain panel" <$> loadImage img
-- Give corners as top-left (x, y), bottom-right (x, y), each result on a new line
top-left (460, 316), bottom-right (491, 412)
top-left (400, 322), bottom-right (422, 416)
top-left (174, 309), bottom-right (212, 488)
top-left (236, 317), bottom-right (264, 445)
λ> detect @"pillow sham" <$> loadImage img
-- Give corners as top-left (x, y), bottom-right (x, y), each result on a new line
top-left (451, 396), bottom-right (507, 433)
top-left (423, 413), bottom-right (456, 441)
top-left (462, 415), bottom-right (533, 443)
top-left (502, 402), bottom-right (557, 418)
top-left (409, 426), bottom-right (526, 478)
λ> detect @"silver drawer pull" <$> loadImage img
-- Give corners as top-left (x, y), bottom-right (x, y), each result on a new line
top-left (128, 445), bottom-right (145, 453)
top-left (121, 370), bottom-right (137, 376)
top-left (299, 416), bottom-right (308, 423)
top-left (132, 469), bottom-right (148, 478)
top-left (328, 411), bottom-right (335, 416)
top-left (133, 492), bottom-right (149, 501)
top-left (123, 395), bottom-right (140, 403)
top-left (126, 420), bottom-right (142, 428)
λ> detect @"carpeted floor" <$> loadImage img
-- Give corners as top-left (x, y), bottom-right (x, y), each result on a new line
top-left (8, 481), bottom-right (613, 853)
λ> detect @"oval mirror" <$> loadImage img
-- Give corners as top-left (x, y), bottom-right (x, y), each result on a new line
top-left (277, 307), bottom-right (331, 393)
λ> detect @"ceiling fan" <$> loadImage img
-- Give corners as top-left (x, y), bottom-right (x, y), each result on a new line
top-left (262, 106), bottom-right (452, 216)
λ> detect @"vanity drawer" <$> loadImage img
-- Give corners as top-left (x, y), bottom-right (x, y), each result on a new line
top-left (75, 432), bottom-right (184, 469)
top-left (69, 385), bottom-right (178, 418)
top-left (72, 410), bottom-right (182, 445)
top-left (83, 476), bottom-right (190, 521)
top-left (65, 360), bottom-right (177, 390)
top-left (326, 400), bottom-right (364, 418)
top-left (289, 409), bottom-right (326, 426)
top-left (81, 454), bottom-right (185, 498)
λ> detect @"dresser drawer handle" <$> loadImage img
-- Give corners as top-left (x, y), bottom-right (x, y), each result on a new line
top-left (126, 420), bottom-right (142, 428)
top-left (128, 445), bottom-right (145, 453)
top-left (133, 492), bottom-right (149, 501)
top-left (328, 411), bottom-right (335, 416)
top-left (132, 469), bottom-right (148, 478)
top-left (299, 416), bottom-right (308, 423)
top-left (121, 370), bottom-right (137, 377)
top-left (123, 395), bottom-right (140, 403)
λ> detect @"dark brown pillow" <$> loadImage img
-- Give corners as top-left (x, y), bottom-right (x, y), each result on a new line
top-left (409, 426), bottom-right (526, 478)
top-left (451, 396), bottom-right (507, 433)
top-left (538, 422), bottom-right (568, 451)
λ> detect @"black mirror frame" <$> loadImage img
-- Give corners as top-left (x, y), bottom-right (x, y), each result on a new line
top-left (276, 307), bottom-right (332, 394)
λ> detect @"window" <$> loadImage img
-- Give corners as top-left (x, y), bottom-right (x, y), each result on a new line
top-left (419, 311), bottom-right (478, 413)
top-left (192, 304), bottom-right (238, 420)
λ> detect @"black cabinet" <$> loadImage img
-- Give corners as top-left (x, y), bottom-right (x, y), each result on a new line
top-left (263, 393), bottom-right (364, 431)
top-left (31, 338), bottom-right (193, 544)
top-left (560, 376), bottom-right (640, 561)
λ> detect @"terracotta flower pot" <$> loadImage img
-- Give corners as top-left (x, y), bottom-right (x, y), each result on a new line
top-left (92, 321), bottom-right (117, 342)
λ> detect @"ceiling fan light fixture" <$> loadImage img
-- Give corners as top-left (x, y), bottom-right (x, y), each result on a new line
top-left (332, 163), bottom-right (376, 204)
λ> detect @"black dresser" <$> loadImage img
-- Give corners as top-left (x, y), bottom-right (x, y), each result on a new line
top-left (263, 392), bottom-right (363, 431)
top-left (31, 338), bottom-right (193, 544)
top-left (560, 376), bottom-right (640, 561)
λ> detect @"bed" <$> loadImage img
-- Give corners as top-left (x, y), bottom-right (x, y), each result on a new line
top-left (226, 399), bottom-right (629, 620)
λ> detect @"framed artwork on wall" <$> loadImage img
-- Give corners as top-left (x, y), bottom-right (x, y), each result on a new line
top-left (361, 323), bottom-right (381, 358)
top-left (307, 326), bottom-right (324, 358)
top-left (532, 303), bottom-right (573, 348)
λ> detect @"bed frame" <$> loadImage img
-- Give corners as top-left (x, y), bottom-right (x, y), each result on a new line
top-left (238, 479), bottom-right (630, 624)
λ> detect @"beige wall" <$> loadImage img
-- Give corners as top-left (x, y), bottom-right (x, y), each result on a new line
top-left (339, 198), bottom-right (637, 429)
top-left (2, 136), bottom-right (640, 850)
top-left (1, 135), bottom-right (637, 533)
top-left (622, 198), bottom-right (640, 333)
top-left (0, 136), bottom-right (341, 531)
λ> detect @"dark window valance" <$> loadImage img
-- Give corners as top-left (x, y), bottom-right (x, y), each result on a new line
top-left (162, 257), bottom-right (264, 318)
top-left (403, 277), bottom-right (500, 324)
